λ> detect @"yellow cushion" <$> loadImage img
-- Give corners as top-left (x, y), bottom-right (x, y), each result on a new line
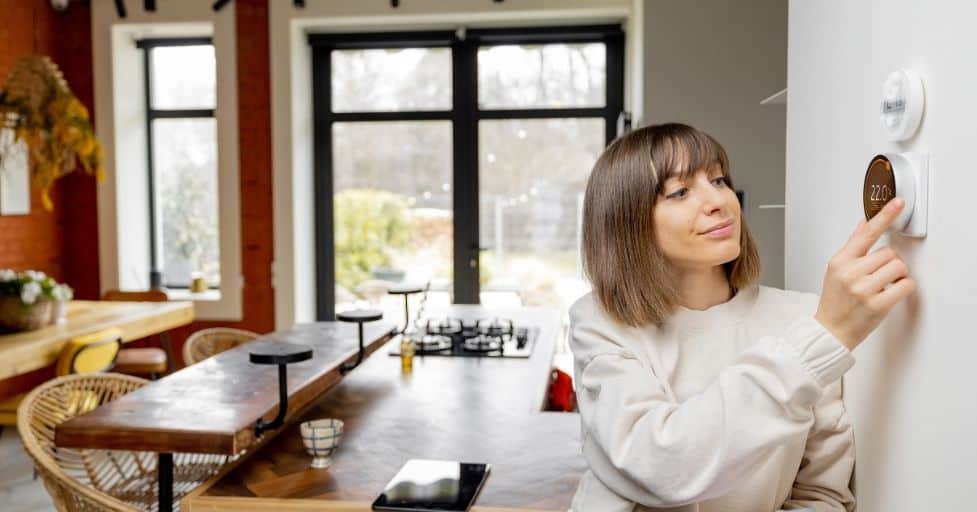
top-left (64, 389), bottom-right (101, 417)
top-left (0, 328), bottom-right (122, 426)
top-left (55, 327), bottom-right (123, 376)
top-left (0, 393), bottom-right (25, 426)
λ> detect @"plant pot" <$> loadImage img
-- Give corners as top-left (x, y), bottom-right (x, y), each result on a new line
top-left (0, 296), bottom-right (52, 332)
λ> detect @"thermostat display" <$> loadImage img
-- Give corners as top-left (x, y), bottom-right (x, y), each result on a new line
top-left (863, 155), bottom-right (898, 220)
top-left (862, 152), bottom-right (928, 238)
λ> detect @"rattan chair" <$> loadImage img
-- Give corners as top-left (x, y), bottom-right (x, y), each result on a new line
top-left (0, 327), bottom-right (123, 431)
top-left (182, 327), bottom-right (259, 366)
top-left (17, 373), bottom-right (234, 511)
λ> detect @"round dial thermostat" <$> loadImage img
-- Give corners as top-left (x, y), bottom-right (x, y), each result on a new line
top-left (862, 152), bottom-right (928, 237)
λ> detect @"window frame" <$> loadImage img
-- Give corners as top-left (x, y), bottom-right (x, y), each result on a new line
top-left (309, 25), bottom-right (624, 320)
top-left (136, 36), bottom-right (218, 290)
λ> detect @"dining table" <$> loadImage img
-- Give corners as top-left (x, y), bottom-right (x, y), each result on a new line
top-left (0, 299), bottom-right (194, 381)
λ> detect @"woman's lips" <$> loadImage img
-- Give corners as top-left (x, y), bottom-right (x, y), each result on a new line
top-left (701, 221), bottom-right (734, 238)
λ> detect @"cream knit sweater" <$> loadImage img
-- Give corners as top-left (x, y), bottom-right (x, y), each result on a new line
top-left (568, 283), bottom-right (857, 512)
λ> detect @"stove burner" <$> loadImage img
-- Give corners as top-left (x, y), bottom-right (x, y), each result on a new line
top-left (426, 318), bottom-right (463, 336)
top-left (476, 318), bottom-right (514, 339)
top-left (411, 333), bottom-right (452, 353)
top-left (462, 334), bottom-right (503, 353)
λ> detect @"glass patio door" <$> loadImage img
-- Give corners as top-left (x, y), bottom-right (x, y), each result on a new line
top-left (475, 36), bottom-right (619, 311)
top-left (311, 26), bottom-right (623, 320)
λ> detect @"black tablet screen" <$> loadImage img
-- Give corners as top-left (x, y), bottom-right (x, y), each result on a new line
top-left (371, 459), bottom-right (490, 512)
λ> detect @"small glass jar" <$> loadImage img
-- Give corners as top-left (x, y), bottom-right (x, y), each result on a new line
top-left (51, 299), bottom-right (67, 325)
top-left (399, 337), bottom-right (415, 373)
top-left (190, 272), bottom-right (208, 293)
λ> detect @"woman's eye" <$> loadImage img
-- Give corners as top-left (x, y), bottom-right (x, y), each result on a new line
top-left (666, 178), bottom-right (725, 199)
top-left (667, 188), bottom-right (688, 199)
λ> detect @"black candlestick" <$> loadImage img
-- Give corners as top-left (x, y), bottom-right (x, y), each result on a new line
top-left (387, 283), bottom-right (424, 334)
top-left (337, 309), bottom-right (383, 375)
top-left (249, 342), bottom-right (313, 437)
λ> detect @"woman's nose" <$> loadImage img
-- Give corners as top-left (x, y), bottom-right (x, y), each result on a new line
top-left (700, 181), bottom-right (728, 212)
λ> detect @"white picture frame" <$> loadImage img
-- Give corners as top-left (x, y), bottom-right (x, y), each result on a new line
top-left (0, 129), bottom-right (31, 215)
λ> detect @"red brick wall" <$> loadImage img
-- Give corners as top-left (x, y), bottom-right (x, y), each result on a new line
top-left (0, 1), bottom-right (64, 283)
top-left (53, 0), bottom-right (100, 302)
top-left (0, 0), bottom-right (97, 398)
top-left (0, 1), bottom-right (98, 299)
top-left (232, 0), bottom-right (275, 334)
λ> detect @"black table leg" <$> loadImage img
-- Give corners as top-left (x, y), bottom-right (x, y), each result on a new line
top-left (159, 452), bottom-right (173, 512)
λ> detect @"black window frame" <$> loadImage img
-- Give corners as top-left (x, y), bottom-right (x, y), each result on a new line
top-left (136, 37), bottom-right (217, 290)
top-left (309, 25), bottom-right (624, 320)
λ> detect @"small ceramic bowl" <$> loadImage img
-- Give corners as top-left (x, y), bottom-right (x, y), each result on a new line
top-left (300, 418), bottom-right (344, 469)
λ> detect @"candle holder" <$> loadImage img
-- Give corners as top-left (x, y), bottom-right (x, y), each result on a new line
top-left (337, 309), bottom-right (383, 375)
top-left (249, 342), bottom-right (314, 437)
top-left (387, 283), bottom-right (424, 334)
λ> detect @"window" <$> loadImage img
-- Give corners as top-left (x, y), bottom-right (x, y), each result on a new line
top-left (137, 37), bottom-right (220, 290)
top-left (311, 26), bottom-right (623, 320)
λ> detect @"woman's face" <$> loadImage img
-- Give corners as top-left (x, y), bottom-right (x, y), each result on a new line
top-left (652, 162), bottom-right (741, 272)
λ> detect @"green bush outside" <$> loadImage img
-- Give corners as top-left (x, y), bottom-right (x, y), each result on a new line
top-left (334, 189), bottom-right (411, 292)
top-left (335, 188), bottom-right (498, 297)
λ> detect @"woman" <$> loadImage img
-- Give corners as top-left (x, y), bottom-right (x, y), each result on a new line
top-left (570, 123), bottom-right (915, 511)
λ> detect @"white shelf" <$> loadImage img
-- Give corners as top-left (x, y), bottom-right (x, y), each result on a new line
top-left (760, 88), bottom-right (787, 105)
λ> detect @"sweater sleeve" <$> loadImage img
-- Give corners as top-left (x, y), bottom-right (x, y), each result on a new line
top-left (780, 377), bottom-right (857, 511)
top-left (570, 303), bottom-right (856, 508)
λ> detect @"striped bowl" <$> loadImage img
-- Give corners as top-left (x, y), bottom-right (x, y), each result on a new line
top-left (300, 418), bottom-right (344, 469)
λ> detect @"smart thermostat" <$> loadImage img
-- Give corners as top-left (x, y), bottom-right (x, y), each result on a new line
top-left (863, 152), bottom-right (928, 238)
top-left (880, 69), bottom-right (925, 141)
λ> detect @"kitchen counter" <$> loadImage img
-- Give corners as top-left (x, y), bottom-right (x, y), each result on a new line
top-left (184, 305), bottom-right (584, 511)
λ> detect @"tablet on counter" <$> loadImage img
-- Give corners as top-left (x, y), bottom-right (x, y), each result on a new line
top-left (371, 459), bottom-right (491, 512)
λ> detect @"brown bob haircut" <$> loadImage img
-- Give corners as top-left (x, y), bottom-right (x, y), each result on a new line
top-left (581, 122), bottom-right (761, 328)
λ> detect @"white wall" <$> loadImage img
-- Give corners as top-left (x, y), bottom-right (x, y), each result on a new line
top-left (643, 0), bottom-right (788, 288)
top-left (787, 1), bottom-right (977, 508)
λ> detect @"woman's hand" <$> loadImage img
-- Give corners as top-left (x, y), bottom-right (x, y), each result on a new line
top-left (814, 198), bottom-right (917, 351)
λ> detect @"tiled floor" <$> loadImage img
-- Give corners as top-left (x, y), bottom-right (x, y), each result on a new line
top-left (0, 428), bottom-right (56, 512)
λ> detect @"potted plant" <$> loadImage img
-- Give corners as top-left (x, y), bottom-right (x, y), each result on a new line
top-left (0, 270), bottom-right (72, 331)
top-left (0, 56), bottom-right (105, 211)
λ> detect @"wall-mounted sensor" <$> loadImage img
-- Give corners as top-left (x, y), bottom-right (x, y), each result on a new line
top-left (863, 152), bottom-right (928, 238)
top-left (880, 69), bottom-right (925, 141)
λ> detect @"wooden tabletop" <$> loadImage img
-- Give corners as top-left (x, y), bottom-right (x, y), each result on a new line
top-left (55, 320), bottom-right (398, 455)
top-left (185, 306), bottom-right (584, 512)
top-left (0, 300), bottom-right (194, 380)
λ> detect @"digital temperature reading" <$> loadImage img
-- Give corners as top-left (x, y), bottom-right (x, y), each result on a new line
top-left (863, 155), bottom-right (897, 221)
top-left (861, 152), bottom-right (927, 238)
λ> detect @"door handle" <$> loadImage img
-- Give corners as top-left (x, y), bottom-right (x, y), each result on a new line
top-left (469, 244), bottom-right (490, 269)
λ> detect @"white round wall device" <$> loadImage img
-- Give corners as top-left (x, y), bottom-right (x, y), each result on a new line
top-left (880, 69), bottom-right (925, 141)
top-left (863, 152), bottom-right (928, 238)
